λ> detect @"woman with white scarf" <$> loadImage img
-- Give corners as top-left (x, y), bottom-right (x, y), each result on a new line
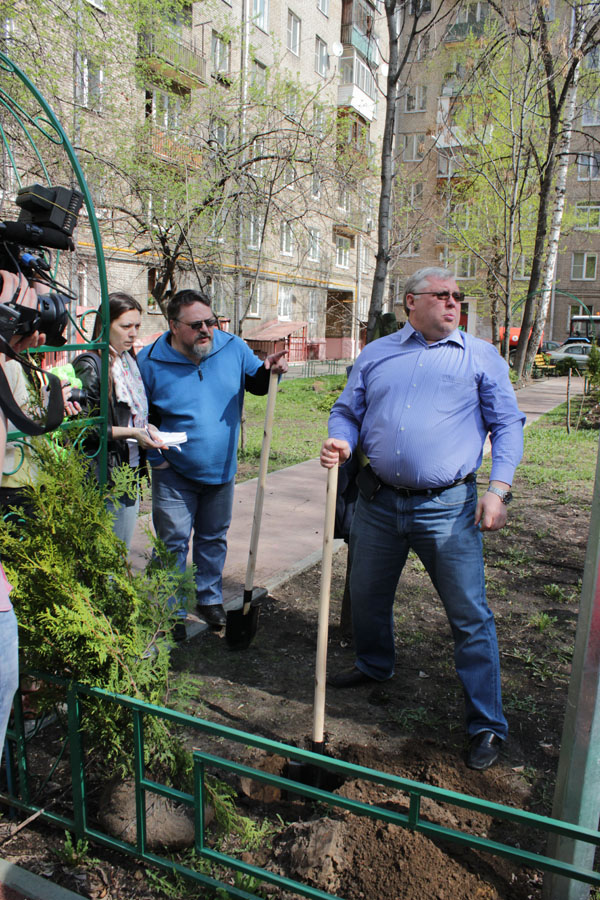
top-left (74, 292), bottom-right (163, 549)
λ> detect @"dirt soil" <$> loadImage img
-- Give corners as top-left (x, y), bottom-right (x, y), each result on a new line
top-left (0, 435), bottom-right (592, 900)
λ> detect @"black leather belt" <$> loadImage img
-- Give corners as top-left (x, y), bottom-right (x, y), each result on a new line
top-left (384, 472), bottom-right (476, 498)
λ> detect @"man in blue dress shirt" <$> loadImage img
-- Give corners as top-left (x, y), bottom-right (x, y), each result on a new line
top-left (320, 266), bottom-right (525, 770)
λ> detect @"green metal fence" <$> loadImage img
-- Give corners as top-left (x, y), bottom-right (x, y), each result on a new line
top-left (2, 676), bottom-right (600, 899)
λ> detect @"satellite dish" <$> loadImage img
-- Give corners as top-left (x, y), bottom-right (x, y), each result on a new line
top-left (330, 41), bottom-right (344, 58)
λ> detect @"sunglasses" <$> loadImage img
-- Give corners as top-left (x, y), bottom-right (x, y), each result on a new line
top-left (411, 291), bottom-right (465, 303)
top-left (174, 316), bottom-right (219, 330)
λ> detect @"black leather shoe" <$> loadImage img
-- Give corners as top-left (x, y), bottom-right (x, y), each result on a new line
top-left (327, 667), bottom-right (377, 688)
top-left (466, 731), bottom-right (502, 770)
top-left (197, 603), bottom-right (227, 628)
top-left (172, 621), bottom-right (187, 642)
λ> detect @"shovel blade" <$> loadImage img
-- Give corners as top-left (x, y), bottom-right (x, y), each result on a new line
top-left (225, 587), bottom-right (267, 650)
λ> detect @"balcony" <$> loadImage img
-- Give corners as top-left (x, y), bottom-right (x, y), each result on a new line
top-left (140, 123), bottom-right (203, 169)
top-left (341, 0), bottom-right (379, 64)
top-left (444, 18), bottom-right (488, 43)
top-left (338, 51), bottom-right (377, 121)
top-left (138, 30), bottom-right (207, 87)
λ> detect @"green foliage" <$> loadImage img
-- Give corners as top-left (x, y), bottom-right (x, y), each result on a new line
top-left (53, 832), bottom-right (98, 867)
top-left (0, 433), bottom-right (193, 777)
top-left (239, 375), bottom-right (347, 477)
top-left (587, 342), bottom-right (600, 389)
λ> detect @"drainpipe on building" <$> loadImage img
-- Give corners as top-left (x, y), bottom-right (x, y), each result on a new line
top-left (233, 0), bottom-right (250, 335)
top-left (354, 232), bottom-right (362, 359)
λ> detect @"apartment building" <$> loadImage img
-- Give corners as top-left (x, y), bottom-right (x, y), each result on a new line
top-left (1, 0), bottom-right (387, 360)
top-left (390, 0), bottom-right (600, 346)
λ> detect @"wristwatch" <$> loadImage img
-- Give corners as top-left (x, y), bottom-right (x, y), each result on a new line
top-left (487, 485), bottom-right (513, 505)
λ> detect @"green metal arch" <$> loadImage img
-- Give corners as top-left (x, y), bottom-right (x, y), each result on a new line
top-left (0, 51), bottom-right (110, 482)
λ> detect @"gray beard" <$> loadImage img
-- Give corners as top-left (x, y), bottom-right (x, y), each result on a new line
top-left (191, 337), bottom-right (213, 360)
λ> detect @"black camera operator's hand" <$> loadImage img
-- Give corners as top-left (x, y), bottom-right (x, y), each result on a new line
top-left (0, 270), bottom-right (46, 355)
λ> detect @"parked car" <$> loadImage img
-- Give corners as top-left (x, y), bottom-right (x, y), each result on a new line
top-left (540, 341), bottom-right (561, 353)
top-left (547, 343), bottom-right (592, 369)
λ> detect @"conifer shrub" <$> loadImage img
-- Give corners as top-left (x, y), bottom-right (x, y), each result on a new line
top-left (0, 434), bottom-right (194, 780)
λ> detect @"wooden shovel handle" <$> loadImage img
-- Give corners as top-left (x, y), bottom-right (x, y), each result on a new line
top-left (312, 462), bottom-right (339, 746)
top-left (244, 370), bottom-right (279, 602)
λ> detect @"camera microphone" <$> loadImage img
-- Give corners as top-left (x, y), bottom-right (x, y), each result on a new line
top-left (0, 221), bottom-right (74, 251)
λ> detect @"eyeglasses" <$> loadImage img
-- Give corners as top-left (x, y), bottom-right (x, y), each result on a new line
top-left (174, 316), bottom-right (218, 330)
top-left (411, 291), bottom-right (465, 303)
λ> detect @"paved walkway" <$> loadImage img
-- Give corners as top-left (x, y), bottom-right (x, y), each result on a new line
top-left (128, 374), bottom-right (585, 623)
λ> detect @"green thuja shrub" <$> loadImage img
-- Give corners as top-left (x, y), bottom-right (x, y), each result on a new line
top-left (0, 434), bottom-right (193, 779)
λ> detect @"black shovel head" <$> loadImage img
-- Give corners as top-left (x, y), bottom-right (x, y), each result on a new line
top-left (225, 587), bottom-right (267, 650)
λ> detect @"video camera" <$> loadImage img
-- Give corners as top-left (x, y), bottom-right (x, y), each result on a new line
top-left (0, 184), bottom-right (84, 347)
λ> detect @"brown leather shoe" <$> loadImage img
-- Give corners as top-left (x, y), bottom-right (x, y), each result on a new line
top-left (466, 731), bottom-right (502, 770)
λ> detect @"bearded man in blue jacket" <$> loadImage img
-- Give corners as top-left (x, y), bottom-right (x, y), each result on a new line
top-left (137, 289), bottom-right (287, 634)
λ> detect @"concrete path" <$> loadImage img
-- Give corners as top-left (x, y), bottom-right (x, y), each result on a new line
top-left (128, 374), bottom-right (585, 633)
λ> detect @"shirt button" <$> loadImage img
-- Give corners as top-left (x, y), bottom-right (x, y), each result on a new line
top-left (406, 405), bottom-right (411, 409)
top-left (396, 450), bottom-right (400, 455)
top-left (400, 427), bottom-right (405, 432)
top-left (419, 363), bottom-right (423, 367)
top-left (412, 383), bottom-right (417, 387)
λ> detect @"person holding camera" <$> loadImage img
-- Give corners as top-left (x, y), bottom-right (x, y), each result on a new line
top-left (73, 292), bottom-right (165, 549)
top-left (0, 270), bottom-right (47, 761)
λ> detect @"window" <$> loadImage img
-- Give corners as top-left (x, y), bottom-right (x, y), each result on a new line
top-left (278, 285), bottom-right (293, 319)
top-left (582, 99), bottom-right (600, 127)
top-left (209, 117), bottom-right (228, 147)
top-left (251, 59), bottom-right (267, 89)
top-left (315, 36), bottom-right (329, 77)
top-left (212, 31), bottom-right (230, 75)
top-left (285, 84), bottom-right (299, 118)
top-left (450, 203), bottom-right (469, 231)
top-left (75, 53), bottom-right (103, 111)
top-left (358, 294), bottom-right (369, 320)
top-left (409, 0), bottom-right (431, 12)
top-left (437, 149), bottom-right (459, 176)
top-left (308, 227), bottom-right (321, 261)
top-left (336, 235), bottom-right (350, 268)
top-left (313, 105), bottom-right (325, 137)
top-left (576, 201), bottom-right (600, 230)
top-left (253, 0), bottom-right (268, 31)
top-left (400, 233), bottom-right (421, 256)
top-left (287, 10), bottom-right (301, 54)
top-left (280, 220), bottom-right (294, 255)
top-left (308, 289), bottom-right (319, 323)
top-left (410, 182), bottom-right (423, 208)
top-left (578, 152), bottom-right (600, 180)
top-left (403, 133), bottom-right (425, 161)
top-left (340, 53), bottom-right (376, 100)
top-left (405, 85), bottom-right (427, 112)
top-left (337, 186), bottom-right (349, 211)
top-left (311, 171), bottom-right (321, 198)
top-left (317, 0), bottom-right (329, 14)
top-left (361, 242), bottom-right (370, 273)
top-left (147, 88), bottom-right (188, 131)
top-left (244, 279), bottom-right (262, 316)
top-left (248, 213), bottom-right (262, 249)
top-left (453, 254), bottom-right (476, 278)
top-left (415, 33), bottom-right (430, 60)
top-left (572, 252), bottom-right (597, 280)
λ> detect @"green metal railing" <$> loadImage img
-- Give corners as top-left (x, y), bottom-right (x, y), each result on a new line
top-left (2, 676), bottom-right (600, 899)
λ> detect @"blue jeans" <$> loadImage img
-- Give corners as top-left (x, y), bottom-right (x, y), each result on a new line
top-left (0, 608), bottom-right (19, 763)
top-left (349, 480), bottom-right (508, 741)
top-left (152, 466), bottom-right (235, 608)
top-left (106, 491), bottom-right (139, 551)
